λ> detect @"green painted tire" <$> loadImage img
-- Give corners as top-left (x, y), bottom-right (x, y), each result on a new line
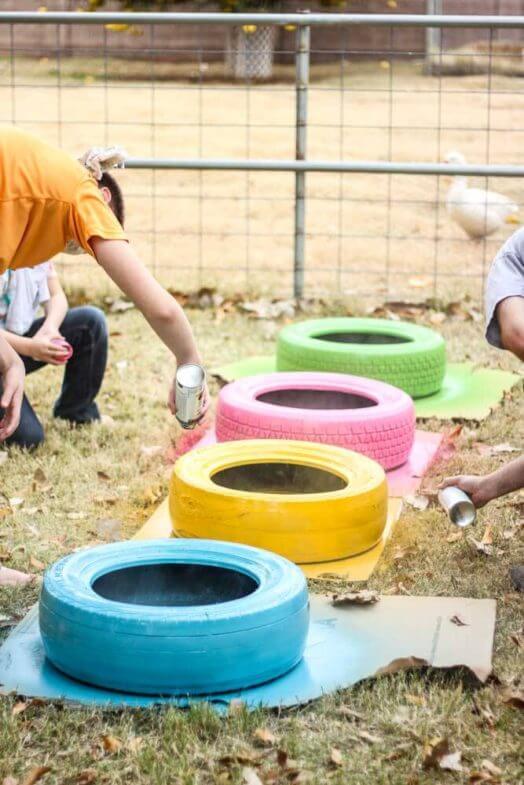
top-left (276, 318), bottom-right (446, 399)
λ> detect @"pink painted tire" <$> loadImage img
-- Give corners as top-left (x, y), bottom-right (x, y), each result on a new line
top-left (215, 372), bottom-right (415, 471)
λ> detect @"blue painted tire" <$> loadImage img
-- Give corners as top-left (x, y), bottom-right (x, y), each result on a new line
top-left (40, 539), bottom-right (309, 696)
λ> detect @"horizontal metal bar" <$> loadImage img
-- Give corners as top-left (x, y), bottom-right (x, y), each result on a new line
top-left (126, 158), bottom-right (524, 177)
top-left (1, 12), bottom-right (524, 28)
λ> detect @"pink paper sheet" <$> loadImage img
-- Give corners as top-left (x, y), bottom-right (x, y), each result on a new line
top-left (176, 427), bottom-right (444, 498)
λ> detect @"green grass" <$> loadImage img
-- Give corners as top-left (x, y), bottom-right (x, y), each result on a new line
top-left (0, 303), bottom-right (522, 785)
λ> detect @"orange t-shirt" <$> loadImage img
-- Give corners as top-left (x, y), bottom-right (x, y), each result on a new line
top-left (0, 126), bottom-right (127, 273)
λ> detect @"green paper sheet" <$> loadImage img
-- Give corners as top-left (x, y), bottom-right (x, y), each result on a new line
top-left (211, 357), bottom-right (521, 421)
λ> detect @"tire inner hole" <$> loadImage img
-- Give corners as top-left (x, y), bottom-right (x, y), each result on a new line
top-left (313, 331), bottom-right (412, 345)
top-left (92, 563), bottom-right (259, 606)
top-left (212, 462), bottom-right (347, 494)
top-left (257, 388), bottom-right (376, 410)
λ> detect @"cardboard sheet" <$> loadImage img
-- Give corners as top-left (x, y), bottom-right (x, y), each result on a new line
top-left (211, 357), bottom-right (521, 421)
top-left (0, 595), bottom-right (495, 710)
top-left (133, 497), bottom-right (403, 581)
top-left (176, 426), bottom-right (444, 498)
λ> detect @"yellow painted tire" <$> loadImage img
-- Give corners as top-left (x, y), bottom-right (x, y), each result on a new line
top-left (170, 440), bottom-right (387, 564)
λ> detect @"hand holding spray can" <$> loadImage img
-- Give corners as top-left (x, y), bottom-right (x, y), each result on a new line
top-left (438, 487), bottom-right (476, 528)
top-left (175, 364), bottom-right (207, 429)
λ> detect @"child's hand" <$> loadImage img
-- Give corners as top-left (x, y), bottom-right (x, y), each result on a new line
top-left (0, 353), bottom-right (24, 440)
top-left (34, 325), bottom-right (63, 342)
top-left (30, 337), bottom-right (69, 365)
top-left (438, 475), bottom-right (495, 508)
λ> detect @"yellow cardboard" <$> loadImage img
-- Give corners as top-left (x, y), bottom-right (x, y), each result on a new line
top-left (132, 497), bottom-right (403, 581)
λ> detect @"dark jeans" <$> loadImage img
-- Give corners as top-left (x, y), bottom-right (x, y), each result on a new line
top-left (4, 306), bottom-right (108, 449)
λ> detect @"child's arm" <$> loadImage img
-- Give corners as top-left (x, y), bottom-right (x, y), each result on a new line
top-left (34, 268), bottom-right (68, 340)
top-left (0, 329), bottom-right (66, 364)
top-left (1, 268), bottom-right (70, 364)
top-left (440, 455), bottom-right (524, 507)
top-left (91, 238), bottom-right (203, 410)
top-left (0, 335), bottom-right (24, 440)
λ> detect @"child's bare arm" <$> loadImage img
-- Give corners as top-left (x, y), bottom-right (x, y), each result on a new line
top-left (37, 270), bottom-right (68, 338)
top-left (90, 238), bottom-right (203, 408)
top-left (440, 455), bottom-right (524, 507)
top-left (0, 336), bottom-right (24, 440)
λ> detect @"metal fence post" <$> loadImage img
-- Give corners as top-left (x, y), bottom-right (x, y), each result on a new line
top-left (425, 0), bottom-right (443, 74)
top-left (294, 20), bottom-right (310, 300)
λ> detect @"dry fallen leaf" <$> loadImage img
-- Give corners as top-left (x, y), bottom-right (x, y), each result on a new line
top-left (29, 555), bottom-right (45, 571)
top-left (422, 738), bottom-right (458, 771)
top-left (20, 767), bottom-right (51, 785)
top-left (469, 770), bottom-right (500, 784)
top-left (219, 752), bottom-right (262, 767)
top-left (406, 693), bottom-right (426, 706)
top-left (501, 688), bottom-right (524, 709)
top-left (440, 751), bottom-right (463, 772)
top-left (357, 730), bottom-right (382, 744)
top-left (139, 445), bottom-right (163, 459)
top-left (95, 518), bottom-right (122, 542)
top-left (393, 545), bottom-right (416, 561)
top-left (109, 299), bottom-right (134, 313)
top-left (377, 656), bottom-right (428, 676)
top-left (469, 538), bottom-right (502, 557)
top-left (481, 524), bottom-right (494, 546)
top-left (12, 701), bottom-right (29, 716)
top-left (33, 468), bottom-right (47, 484)
top-left (242, 769), bottom-right (263, 785)
top-left (253, 727), bottom-right (276, 746)
top-left (405, 494), bottom-right (430, 511)
top-left (450, 614), bottom-right (469, 627)
top-left (337, 706), bottom-right (364, 722)
top-left (332, 590), bottom-right (380, 607)
top-left (474, 442), bottom-right (520, 457)
top-left (101, 734), bottom-right (122, 754)
top-left (446, 531), bottom-right (463, 543)
top-left (385, 742), bottom-right (412, 761)
top-left (329, 747), bottom-right (343, 767)
top-left (472, 697), bottom-right (496, 730)
top-left (97, 471), bottom-right (111, 482)
top-left (75, 771), bottom-right (97, 785)
top-left (429, 311), bottom-right (446, 325)
top-left (276, 750), bottom-right (298, 770)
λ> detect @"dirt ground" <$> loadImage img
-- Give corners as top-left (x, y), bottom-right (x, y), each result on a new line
top-left (0, 303), bottom-right (522, 785)
top-left (1, 57), bottom-right (523, 301)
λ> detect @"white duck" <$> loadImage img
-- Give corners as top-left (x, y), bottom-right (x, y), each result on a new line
top-left (444, 150), bottom-right (519, 240)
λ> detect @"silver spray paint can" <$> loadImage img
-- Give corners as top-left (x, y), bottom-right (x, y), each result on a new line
top-left (175, 364), bottom-right (206, 429)
top-left (438, 487), bottom-right (476, 528)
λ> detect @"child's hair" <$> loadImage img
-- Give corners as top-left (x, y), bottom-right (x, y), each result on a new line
top-left (99, 172), bottom-right (125, 227)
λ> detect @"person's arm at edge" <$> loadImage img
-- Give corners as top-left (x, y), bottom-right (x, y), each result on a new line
top-left (440, 454), bottom-right (524, 507)
top-left (0, 335), bottom-right (24, 440)
top-left (0, 329), bottom-right (34, 358)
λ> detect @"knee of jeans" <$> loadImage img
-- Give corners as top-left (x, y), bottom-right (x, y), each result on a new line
top-left (77, 306), bottom-right (108, 340)
top-left (11, 419), bottom-right (45, 450)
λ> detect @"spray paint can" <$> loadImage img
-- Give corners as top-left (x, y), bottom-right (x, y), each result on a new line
top-left (175, 364), bottom-right (206, 429)
top-left (438, 487), bottom-right (476, 528)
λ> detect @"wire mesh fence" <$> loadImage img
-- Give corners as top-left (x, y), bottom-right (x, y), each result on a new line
top-left (1, 6), bottom-right (524, 305)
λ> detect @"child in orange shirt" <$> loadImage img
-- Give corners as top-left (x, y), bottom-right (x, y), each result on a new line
top-left (0, 126), bottom-right (205, 414)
